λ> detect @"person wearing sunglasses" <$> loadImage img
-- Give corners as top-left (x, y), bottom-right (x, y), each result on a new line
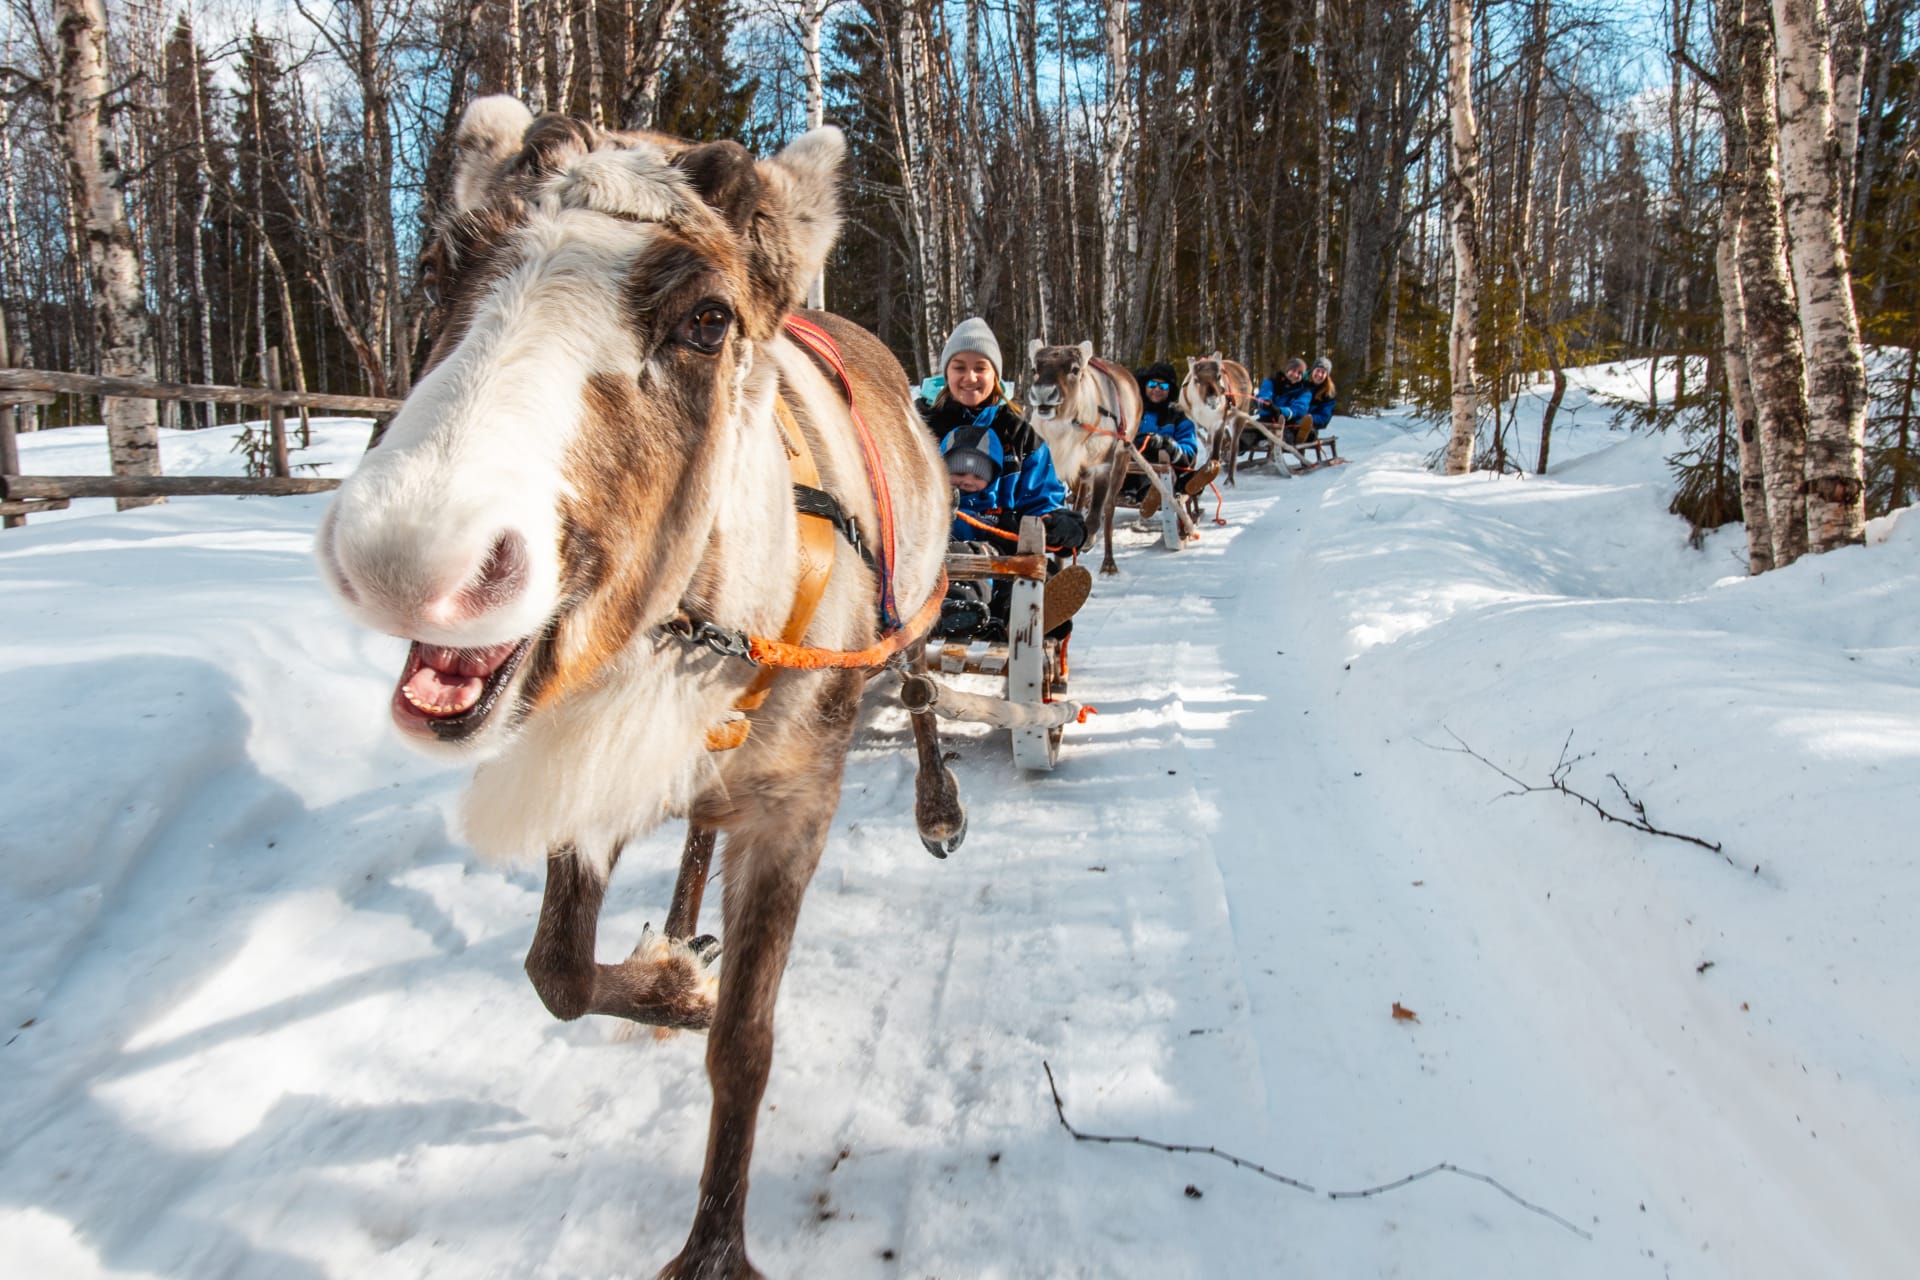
top-left (1123, 361), bottom-right (1218, 516)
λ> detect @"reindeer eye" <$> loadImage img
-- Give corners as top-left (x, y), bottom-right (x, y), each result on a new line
top-left (678, 303), bottom-right (733, 355)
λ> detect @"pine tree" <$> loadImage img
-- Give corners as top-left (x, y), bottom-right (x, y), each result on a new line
top-left (655, 0), bottom-right (759, 143)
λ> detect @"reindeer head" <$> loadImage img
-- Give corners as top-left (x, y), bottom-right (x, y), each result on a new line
top-left (1186, 352), bottom-right (1228, 407)
top-left (317, 97), bottom-right (845, 757)
top-left (1024, 339), bottom-right (1096, 421)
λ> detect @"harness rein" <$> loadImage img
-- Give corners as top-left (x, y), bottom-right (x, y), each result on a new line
top-left (670, 315), bottom-right (945, 751)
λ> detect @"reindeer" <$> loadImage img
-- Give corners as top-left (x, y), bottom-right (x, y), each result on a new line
top-left (1180, 352), bottom-right (1257, 485)
top-left (1023, 340), bottom-right (1144, 575)
top-left (316, 97), bottom-right (963, 1279)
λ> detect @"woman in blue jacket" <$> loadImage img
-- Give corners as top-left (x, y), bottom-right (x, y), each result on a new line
top-left (917, 318), bottom-right (1089, 639)
top-left (1304, 356), bottom-right (1338, 437)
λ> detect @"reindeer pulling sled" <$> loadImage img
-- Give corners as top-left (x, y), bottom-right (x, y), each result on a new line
top-left (322, 98), bottom-right (1097, 1278)
top-left (1182, 352), bottom-right (1344, 481)
top-left (1026, 338), bottom-right (1202, 564)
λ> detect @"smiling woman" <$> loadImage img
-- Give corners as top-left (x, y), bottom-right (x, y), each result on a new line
top-left (315, 96), bottom-right (951, 1280)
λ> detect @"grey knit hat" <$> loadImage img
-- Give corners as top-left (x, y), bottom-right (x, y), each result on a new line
top-left (939, 317), bottom-right (1003, 382)
top-left (1313, 356), bottom-right (1334, 373)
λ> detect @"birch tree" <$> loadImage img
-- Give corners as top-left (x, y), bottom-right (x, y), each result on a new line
top-left (1771, 0), bottom-right (1868, 551)
top-left (1733, 0), bottom-right (1811, 565)
top-left (55, 0), bottom-right (160, 506)
top-left (1443, 0), bottom-right (1481, 474)
top-left (1097, 0), bottom-right (1133, 354)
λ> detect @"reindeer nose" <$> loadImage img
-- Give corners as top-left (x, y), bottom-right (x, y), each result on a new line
top-left (425, 530), bottom-right (531, 628)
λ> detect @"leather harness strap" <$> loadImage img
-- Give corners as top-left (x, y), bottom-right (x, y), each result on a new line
top-left (703, 392), bottom-right (838, 751)
top-left (782, 314), bottom-right (903, 632)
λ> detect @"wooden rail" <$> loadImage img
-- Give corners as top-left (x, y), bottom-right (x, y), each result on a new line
top-left (1, 357), bottom-right (388, 527)
top-left (3, 474), bottom-right (341, 500)
top-left (0, 367), bottom-right (402, 415)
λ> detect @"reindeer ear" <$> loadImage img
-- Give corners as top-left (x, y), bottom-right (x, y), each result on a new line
top-left (1078, 340), bottom-right (1094, 363)
top-left (753, 127), bottom-right (845, 306)
top-left (1211, 350), bottom-right (1223, 362)
top-left (451, 96), bottom-right (534, 214)
top-left (1028, 338), bottom-right (1045, 363)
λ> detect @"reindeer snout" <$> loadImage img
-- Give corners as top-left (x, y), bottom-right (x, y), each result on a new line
top-left (322, 497), bottom-right (545, 644)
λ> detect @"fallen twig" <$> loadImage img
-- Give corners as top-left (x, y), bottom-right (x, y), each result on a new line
top-left (1424, 728), bottom-right (1747, 872)
top-left (1042, 1061), bottom-right (1591, 1241)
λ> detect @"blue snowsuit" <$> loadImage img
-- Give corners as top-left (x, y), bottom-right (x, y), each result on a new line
top-left (1137, 403), bottom-right (1199, 468)
top-left (1257, 374), bottom-right (1312, 424)
top-left (927, 402), bottom-right (1069, 543)
top-left (1307, 385), bottom-right (1337, 429)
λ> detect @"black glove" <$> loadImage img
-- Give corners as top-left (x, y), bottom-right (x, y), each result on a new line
top-left (1043, 509), bottom-right (1090, 551)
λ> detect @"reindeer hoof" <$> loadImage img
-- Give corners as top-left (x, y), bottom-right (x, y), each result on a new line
top-left (1099, 560), bottom-right (1120, 577)
top-left (656, 1239), bottom-right (762, 1279)
top-left (921, 807), bottom-right (967, 859)
top-left (687, 934), bottom-right (722, 966)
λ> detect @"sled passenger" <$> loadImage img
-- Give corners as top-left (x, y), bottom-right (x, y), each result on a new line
top-left (916, 318), bottom-right (1091, 640)
top-left (1124, 361), bottom-right (1218, 517)
top-left (1255, 358), bottom-right (1314, 445)
top-left (1303, 356), bottom-right (1337, 440)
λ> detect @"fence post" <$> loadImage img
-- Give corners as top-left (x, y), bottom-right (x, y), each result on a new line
top-left (1, 401), bottom-right (20, 529)
top-left (265, 347), bottom-right (290, 479)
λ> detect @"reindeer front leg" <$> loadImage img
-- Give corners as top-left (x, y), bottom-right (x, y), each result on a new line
top-left (1094, 444), bottom-right (1130, 575)
top-left (662, 675), bottom-right (861, 1280)
top-left (524, 842), bottom-right (716, 1030)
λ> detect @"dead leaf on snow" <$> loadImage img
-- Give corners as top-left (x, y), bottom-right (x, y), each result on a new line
top-left (1391, 1002), bottom-right (1419, 1023)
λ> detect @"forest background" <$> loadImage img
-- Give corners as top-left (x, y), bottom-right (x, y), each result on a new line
top-left (3, 0), bottom-right (1916, 552)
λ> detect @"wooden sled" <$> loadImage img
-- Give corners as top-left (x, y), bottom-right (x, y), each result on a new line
top-left (1113, 439), bottom-right (1197, 550)
top-left (897, 518), bottom-right (1080, 771)
top-left (1236, 419), bottom-right (1346, 477)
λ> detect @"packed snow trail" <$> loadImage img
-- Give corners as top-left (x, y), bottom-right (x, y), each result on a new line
top-left (4, 389), bottom-right (1918, 1278)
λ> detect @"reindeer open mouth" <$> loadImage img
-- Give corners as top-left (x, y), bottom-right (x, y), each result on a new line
top-left (392, 635), bottom-right (537, 742)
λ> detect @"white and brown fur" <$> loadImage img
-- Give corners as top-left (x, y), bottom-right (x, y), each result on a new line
top-left (1180, 353), bottom-right (1256, 486)
top-left (317, 97), bottom-right (957, 1279)
top-left (1022, 340), bottom-right (1144, 576)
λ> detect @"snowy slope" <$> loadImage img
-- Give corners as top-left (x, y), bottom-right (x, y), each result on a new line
top-left (3, 377), bottom-right (1917, 1279)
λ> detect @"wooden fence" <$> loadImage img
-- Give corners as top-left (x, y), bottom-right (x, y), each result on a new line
top-left (0, 353), bottom-right (401, 529)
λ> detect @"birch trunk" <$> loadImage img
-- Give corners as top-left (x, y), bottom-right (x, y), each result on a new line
top-left (1443, 0), bottom-right (1481, 474)
top-left (1772, 0), bottom-right (1868, 551)
top-left (585, 0), bottom-right (604, 125)
top-left (1735, 0), bottom-right (1811, 565)
top-left (1828, 0), bottom-right (1866, 223)
top-left (56, 0), bottom-right (162, 507)
top-left (1711, 0), bottom-right (1775, 572)
top-left (1718, 214), bottom-right (1774, 572)
top-left (803, 0), bottom-right (825, 308)
top-left (1312, 0), bottom-right (1331, 351)
top-left (621, 0), bottom-right (685, 130)
top-left (1098, 0), bottom-right (1133, 354)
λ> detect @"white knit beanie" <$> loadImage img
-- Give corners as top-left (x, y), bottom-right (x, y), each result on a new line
top-left (939, 317), bottom-right (1003, 382)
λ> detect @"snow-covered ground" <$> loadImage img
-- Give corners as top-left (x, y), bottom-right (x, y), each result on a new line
top-left (4, 368), bottom-right (1916, 1278)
